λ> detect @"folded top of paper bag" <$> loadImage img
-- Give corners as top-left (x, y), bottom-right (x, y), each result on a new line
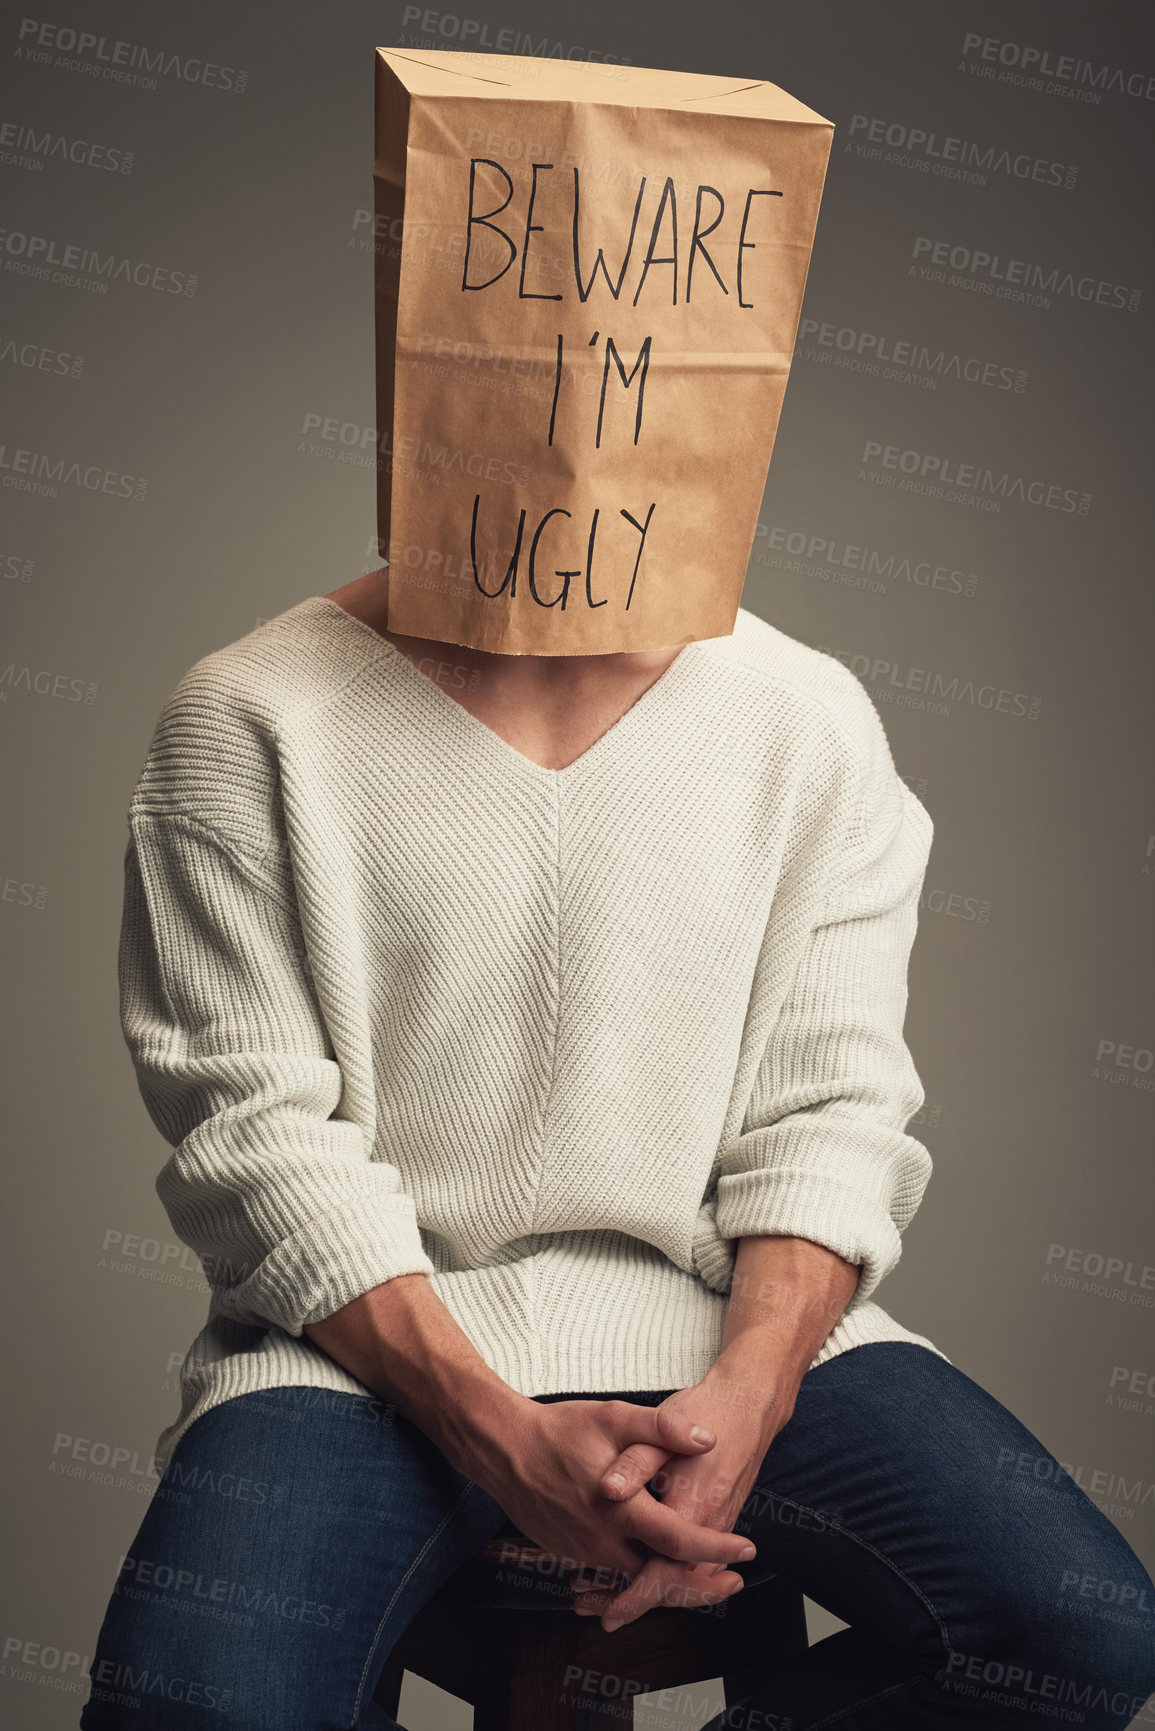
top-left (377, 47), bottom-right (832, 127)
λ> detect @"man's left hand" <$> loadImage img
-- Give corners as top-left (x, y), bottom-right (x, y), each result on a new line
top-left (568, 1368), bottom-right (795, 1628)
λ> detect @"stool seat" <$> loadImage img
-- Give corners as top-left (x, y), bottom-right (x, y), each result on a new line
top-left (435, 1520), bottom-right (591, 1612)
top-left (373, 1519), bottom-right (808, 1729)
top-left (439, 1516), bottom-right (789, 1610)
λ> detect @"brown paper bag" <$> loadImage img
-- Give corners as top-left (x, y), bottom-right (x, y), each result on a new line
top-left (374, 48), bottom-right (833, 656)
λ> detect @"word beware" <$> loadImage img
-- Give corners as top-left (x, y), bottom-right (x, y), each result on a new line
top-left (462, 161), bottom-right (782, 308)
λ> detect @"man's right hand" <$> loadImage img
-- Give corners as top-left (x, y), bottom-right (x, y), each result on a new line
top-left (304, 1275), bottom-right (755, 1590)
top-left (469, 1395), bottom-right (757, 1589)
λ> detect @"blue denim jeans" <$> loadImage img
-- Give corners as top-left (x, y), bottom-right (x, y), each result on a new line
top-left (79, 1343), bottom-right (1155, 1729)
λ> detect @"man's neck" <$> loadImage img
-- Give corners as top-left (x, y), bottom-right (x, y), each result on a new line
top-left (324, 569), bottom-right (684, 695)
top-left (322, 568), bottom-right (688, 771)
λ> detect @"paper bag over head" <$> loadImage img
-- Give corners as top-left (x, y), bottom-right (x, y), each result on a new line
top-left (374, 48), bottom-right (834, 656)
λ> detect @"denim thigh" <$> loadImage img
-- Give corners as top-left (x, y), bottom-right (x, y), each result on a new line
top-left (712, 1342), bottom-right (1155, 1730)
top-left (79, 1385), bottom-right (511, 1730)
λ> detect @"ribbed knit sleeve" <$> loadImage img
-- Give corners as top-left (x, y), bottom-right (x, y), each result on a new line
top-left (118, 808), bottom-right (436, 1336)
top-left (713, 747), bottom-right (935, 1305)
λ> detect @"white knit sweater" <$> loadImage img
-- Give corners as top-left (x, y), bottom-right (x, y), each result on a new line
top-left (119, 594), bottom-right (949, 1469)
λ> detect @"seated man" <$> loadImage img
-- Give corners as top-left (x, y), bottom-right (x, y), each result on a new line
top-left (81, 568), bottom-right (1155, 1730)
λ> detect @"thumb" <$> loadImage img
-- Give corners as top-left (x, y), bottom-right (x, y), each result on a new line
top-left (599, 1403), bottom-right (717, 1501)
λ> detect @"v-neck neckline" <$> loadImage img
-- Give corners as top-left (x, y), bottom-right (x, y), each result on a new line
top-left (307, 594), bottom-right (704, 782)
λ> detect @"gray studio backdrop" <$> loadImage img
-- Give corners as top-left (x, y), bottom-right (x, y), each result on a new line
top-left (2, 1), bottom-right (1153, 1726)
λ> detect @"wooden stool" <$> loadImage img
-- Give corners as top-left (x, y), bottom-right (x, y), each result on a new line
top-left (373, 1519), bottom-right (808, 1730)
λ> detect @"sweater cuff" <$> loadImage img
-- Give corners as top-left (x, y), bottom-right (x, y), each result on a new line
top-left (219, 1191), bottom-right (437, 1336)
top-left (714, 1168), bottom-right (903, 1303)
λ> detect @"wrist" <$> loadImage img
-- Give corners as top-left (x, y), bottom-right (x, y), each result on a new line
top-left (305, 1275), bottom-right (537, 1492)
top-left (712, 1236), bottom-right (860, 1416)
top-left (410, 1360), bottom-right (537, 1488)
top-left (702, 1338), bottom-right (803, 1434)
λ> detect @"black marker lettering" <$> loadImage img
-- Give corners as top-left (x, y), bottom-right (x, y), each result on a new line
top-left (596, 336), bottom-right (653, 448)
top-left (687, 186), bottom-right (728, 302)
top-left (737, 189), bottom-right (782, 309)
top-left (527, 508), bottom-right (573, 608)
top-left (518, 163), bottom-right (563, 301)
top-left (633, 178), bottom-right (679, 307)
top-left (620, 502), bottom-right (657, 608)
top-left (462, 159), bottom-right (517, 292)
top-left (469, 493), bottom-right (526, 596)
top-left (548, 334), bottom-right (563, 446)
top-left (573, 172), bottom-right (648, 302)
top-left (584, 508), bottom-right (606, 609)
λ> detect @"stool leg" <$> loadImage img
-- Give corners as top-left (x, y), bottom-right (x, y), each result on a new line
top-left (723, 1580), bottom-right (809, 1712)
top-left (473, 1614), bottom-right (631, 1731)
top-left (374, 1651), bottom-right (405, 1721)
top-left (571, 1706), bottom-right (629, 1731)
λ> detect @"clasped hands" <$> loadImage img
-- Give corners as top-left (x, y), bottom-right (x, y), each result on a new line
top-left (500, 1371), bottom-right (792, 1635)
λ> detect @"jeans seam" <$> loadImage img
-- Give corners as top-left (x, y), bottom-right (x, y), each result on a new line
top-left (348, 1476), bottom-right (479, 1727)
top-left (749, 1483), bottom-right (958, 1665)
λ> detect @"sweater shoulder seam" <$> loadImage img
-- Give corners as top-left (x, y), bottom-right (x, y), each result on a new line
top-left (162, 605), bottom-right (393, 758)
top-left (272, 649), bottom-right (401, 752)
top-left (267, 636), bottom-right (396, 749)
top-left (127, 806), bottom-right (298, 916)
top-left (700, 632), bottom-right (890, 782)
